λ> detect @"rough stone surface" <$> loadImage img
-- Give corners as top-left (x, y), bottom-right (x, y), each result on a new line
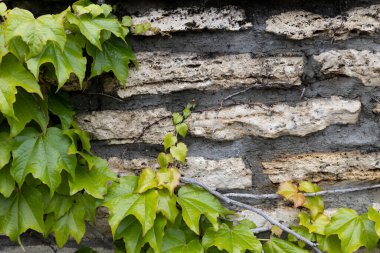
top-left (132, 6), bottom-right (252, 35)
top-left (236, 207), bottom-right (299, 229)
top-left (188, 97), bottom-right (361, 140)
top-left (374, 103), bottom-right (380, 114)
top-left (77, 97), bottom-right (361, 143)
top-left (76, 108), bottom-right (173, 144)
top-left (108, 156), bottom-right (252, 189)
top-left (266, 5), bottom-right (380, 40)
top-left (263, 151), bottom-right (380, 183)
top-left (314, 50), bottom-right (380, 86)
top-left (108, 52), bottom-right (304, 98)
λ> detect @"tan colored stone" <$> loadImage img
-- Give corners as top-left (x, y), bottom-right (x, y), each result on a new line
top-left (76, 108), bottom-right (173, 144)
top-left (188, 97), bottom-right (361, 140)
top-left (108, 156), bottom-right (252, 190)
top-left (374, 103), bottom-right (380, 114)
top-left (132, 6), bottom-right (252, 35)
top-left (110, 52), bottom-right (304, 98)
top-left (263, 151), bottom-right (380, 183)
top-left (77, 97), bottom-right (361, 143)
top-left (236, 207), bottom-right (299, 229)
top-left (266, 5), bottom-right (380, 40)
top-left (314, 50), bottom-right (380, 86)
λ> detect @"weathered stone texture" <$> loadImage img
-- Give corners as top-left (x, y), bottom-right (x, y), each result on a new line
top-left (314, 50), bottom-right (380, 86)
top-left (77, 97), bottom-right (361, 143)
top-left (108, 52), bottom-right (304, 98)
top-left (266, 5), bottom-right (380, 40)
top-left (188, 97), bottom-right (361, 140)
top-left (132, 6), bottom-right (252, 35)
top-left (263, 151), bottom-right (380, 183)
top-left (76, 108), bottom-right (173, 144)
top-left (108, 156), bottom-right (252, 189)
top-left (237, 207), bottom-right (299, 229)
top-left (374, 103), bottom-right (380, 114)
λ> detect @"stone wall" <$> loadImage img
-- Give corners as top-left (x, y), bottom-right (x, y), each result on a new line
top-left (4, 0), bottom-right (380, 251)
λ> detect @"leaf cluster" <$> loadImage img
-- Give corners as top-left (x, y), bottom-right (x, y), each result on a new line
top-left (277, 181), bottom-right (380, 253)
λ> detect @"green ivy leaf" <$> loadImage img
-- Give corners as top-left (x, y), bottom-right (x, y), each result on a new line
top-left (298, 212), bottom-right (329, 235)
top-left (116, 215), bottom-right (167, 253)
top-left (11, 127), bottom-right (77, 194)
top-left (177, 184), bottom-right (228, 234)
top-left (73, 0), bottom-right (112, 17)
top-left (0, 54), bottom-right (42, 118)
top-left (170, 142), bottom-right (188, 164)
top-left (325, 208), bottom-right (378, 253)
top-left (0, 3), bottom-right (7, 15)
top-left (277, 181), bottom-right (305, 208)
top-left (4, 8), bottom-right (66, 57)
top-left (122, 16), bottom-right (133, 27)
top-left (45, 193), bottom-right (74, 220)
top-left (6, 90), bottom-right (49, 137)
top-left (48, 201), bottom-right (86, 248)
top-left (157, 168), bottom-right (181, 195)
top-left (64, 127), bottom-right (92, 156)
top-left (368, 207), bottom-right (380, 237)
top-left (0, 165), bottom-right (15, 198)
top-left (183, 103), bottom-right (195, 119)
top-left (0, 24), bottom-right (8, 64)
top-left (176, 123), bottom-right (188, 138)
top-left (302, 196), bottom-right (324, 220)
top-left (316, 235), bottom-right (343, 253)
top-left (69, 158), bottom-right (116, 199)
top-left (0, 185), bottom-right (44, 241)
top-left (202, 222), bottom-right (262, 253)
top-left (172, 112), bottom-right (183, 125)
top-left (263, 236), bottom-right (308, 253)
top-left (48, 93), bottom-right (75, 129)
top-left (157, 153), bottom-right (173, 168)
top-left (103, 177), bottom-right (158, 236)
top-left (0, 132), bottom-right (12, 169)
top-left (287, 225), bottom-right (315, 248)
top-left (162, 228), bottom-right (204, 253)
top-left (135, 168), bottom-right (158, 194)
top-left (67, 12), bottom-right (124, 50)
top-left (298, 181), bottom-right (320, 193)
top-left (163, 133), bottom-right (177, 152)
top-left (27, 35), bottom-right (87, 90)
top-left (87, 36), bottom-right (136, 84)
top-left (157, 189), bottom-right (179, 223)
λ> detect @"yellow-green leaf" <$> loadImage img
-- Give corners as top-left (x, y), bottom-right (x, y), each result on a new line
top-left (27, 35), bottom-right (87, 90)
top-left (157, 168), bottom-right (181, 195)
top-left (163, 133), bottom-right (177, 151)
top-left (135, 168), bottom-right (158, 194)
top-left (325, 208), bottom-right (378, 253)
top-left (278, 181), bottom-right (305, 208)
top-left (170, 142), bottom-right (188, 164)
top-left (0, 55), bottom-right (42, 118)
top-left (202, 223), bottom-right (262, 253)
top-left (4, 8), bottom-right (66, 57)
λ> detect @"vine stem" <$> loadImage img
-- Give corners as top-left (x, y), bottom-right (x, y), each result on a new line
top-left (181, 177), bottom-right (323, 253)
top-left (223, 183), bottom-right (380, 199)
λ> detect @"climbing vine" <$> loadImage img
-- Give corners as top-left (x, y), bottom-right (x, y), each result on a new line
top-left (1, 1), bottom-right (380, 253)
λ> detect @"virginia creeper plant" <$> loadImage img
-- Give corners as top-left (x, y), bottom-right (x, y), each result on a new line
top-left (1, 1), bottom-right (380, 253)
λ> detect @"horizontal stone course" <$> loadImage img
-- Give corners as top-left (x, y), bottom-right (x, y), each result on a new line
top-left (108, 156), bottom-right (252, 190)
top-left (132, 6), bottom-right (252, 35)
top-left (266, 4), bottom-right (380, 40)
top-left (313, 50), bottom-right (380, 86)
top-left (105, 52), bottom-right (304, 98)
top-left (263, 151), bottom-right (380, 183)
top-left (77, 97), bottom-right (361, 143)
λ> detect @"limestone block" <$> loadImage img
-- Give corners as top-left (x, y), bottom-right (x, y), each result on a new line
top-left (314, 50), bottom-right (380, 86)
top-left (132, 6), bottom-right (252, 35)
top-left (108, 156), bottom-right (252, 190)
top-left (263, 151), bottom-right (380, 183)
top-left (107, 52), bottom-right (304, 98)
top-left (266, 5), bottom-right (380, 40)
top-left (77, 97), bottom-right (361, 143)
